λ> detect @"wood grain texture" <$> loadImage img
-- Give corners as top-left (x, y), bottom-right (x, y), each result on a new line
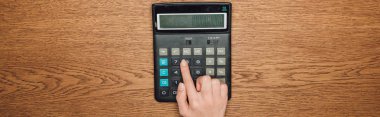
top-left (1, 0), bottom-right (380, 116)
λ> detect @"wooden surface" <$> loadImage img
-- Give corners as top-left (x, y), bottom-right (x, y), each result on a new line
top-left (1, 0), bottom-right (380, 116)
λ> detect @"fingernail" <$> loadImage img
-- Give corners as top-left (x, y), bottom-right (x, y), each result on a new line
top-left (180, 59), bottom-right (187, 66)
top-left (178, 83), bottom-right (185, 92)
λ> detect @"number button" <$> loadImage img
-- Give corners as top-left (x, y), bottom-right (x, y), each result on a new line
top-left (192, 69), bottom-right (203, 77)
top-left (206, 68), bottom-right (215, 76)
top-left (193, 58), bottom-right (202, 66)
top-left (172, 80), bottom-right (179, 87)
top-left (172, 69), bottom-right (180, 76)
top-left (217, 58), bottom-right (226, 65)
top-left (172, 58), bottom-right (180, 66)
top-left (160, 89), bottom-right (169, 97)
top-left (206, 58), bottom-right (214, 65)
top-left (183, 58), bottom-right (191, 65)
top-left (217, 68), bottom-right (225, 76)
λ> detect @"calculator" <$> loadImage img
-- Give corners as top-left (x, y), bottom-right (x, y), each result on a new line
top-left (153, 2), bottom-right (232, 102)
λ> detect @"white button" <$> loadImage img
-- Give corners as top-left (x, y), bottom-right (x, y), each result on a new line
top-left (217, 68), bottom-right (225, 76)
top-left (183, 48), bottom-right (191, 55)
top-left (159, 48), bottom-right (168, 56)
top-left (217, 48), bottom-right (225, 55)
top-left (206, 48), bottom-right (214, 55)
top-left (206, 58), bottom-right (214, 65)
top-left (194, 48), bottom-right (202, 55)
top-left (217, 58), bottom-right (226, 65)
top-left (172, 48), bottom-right (180, 55)
top-left (206, 68), bottom-right (214, 76)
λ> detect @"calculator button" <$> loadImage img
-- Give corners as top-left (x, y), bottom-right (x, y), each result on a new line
top-left (171, 58), bottom-right (180, 66)
top-left (171, 89), bottom-right (177, 96)
top-left (217, 68), bottom-right (226, 76)
top-left (206, 58), bottom-right (214, 65)
top-left (214, 78), bottom-right (226, 84)
top-left (159, 48), bottom-right (168, 56)
top-left (159, 79), bottom-right (169, 87)
top-left (192, 69), bottom-right (203, 77)
top-left (206, 48), bottom-right (215, 55)
top-left (172, 80), bottom-right (179, 87)
top-left (172, 69), bottom-right (180, 76)
top-left (217, 58), bottom-right (226, 65)
top-left (160, 69), bottom-right (168, 76)
top-left (183, 58), bottom-right (191, 65)
top-left (206, 68), bottom-right (215, 76)
top-left (194, 48), bottom-right (202, 55)
top-left (159, 58), bottom-right (168, 66)
top-left (193, 58), bottom-right (202, 66)
top-left (172, 48), bottom-right (180, 55)
top-left (160, 89), bottom-right (169, 97)
top-left (183, 48), bottom-right (192, 55)
top-left (217, 48), bottom-right (226, 55)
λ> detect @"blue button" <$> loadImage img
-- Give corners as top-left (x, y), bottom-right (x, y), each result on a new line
top-left (160, 79), bottom-right (169, 87)
top-left (160, 69), bottom-right (168, 76)
top-left (159, 58), bottom-right (168, 66)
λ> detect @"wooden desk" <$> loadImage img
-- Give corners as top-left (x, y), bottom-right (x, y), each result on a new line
top-left (1, 0), bottom-right (379, 116)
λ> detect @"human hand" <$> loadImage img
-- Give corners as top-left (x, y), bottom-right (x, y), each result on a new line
top-left (176, 60), bottom-right (228, 117)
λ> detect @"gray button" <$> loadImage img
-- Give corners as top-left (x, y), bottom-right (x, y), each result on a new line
top-left (159, 48), bottom-right (168, 56)
top-left (206, 48), bottom-right (214, 55)
top-left (206, 68), bottom-right (214, 76)
top-left (217, 48), bottom-right (225, 55)
top-left (206, 58), bottom-right (214, 65)
top-left (217, 58), bottom-right (226, 65)
top-left (171, 48), bottom-right (180, 55)
top-left (183, 48), bottom-right (191, 55)
top-left (217, 68), bottom-right (225, 76)
top-left (194, 48), bottom-right (202, 55)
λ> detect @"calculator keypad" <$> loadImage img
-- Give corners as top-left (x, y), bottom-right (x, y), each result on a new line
top-left (155, 34), bottom-right (230, 101)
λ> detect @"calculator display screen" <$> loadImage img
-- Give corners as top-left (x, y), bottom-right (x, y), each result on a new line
top-left (157, 13), bottom-right (227, 30)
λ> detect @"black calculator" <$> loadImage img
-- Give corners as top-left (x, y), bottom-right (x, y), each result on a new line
top-left (153, 2), bottom-right (232, 102)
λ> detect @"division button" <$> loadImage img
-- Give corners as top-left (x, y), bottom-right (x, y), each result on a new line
top-left (159, 48), bottom-right (168, 56)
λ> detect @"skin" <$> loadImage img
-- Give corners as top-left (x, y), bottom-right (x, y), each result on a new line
top-left (176, 60), bottom-right (228, 117)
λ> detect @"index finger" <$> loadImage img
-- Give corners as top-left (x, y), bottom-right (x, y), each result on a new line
top-left (180, 60), bottom-right (198, 98)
